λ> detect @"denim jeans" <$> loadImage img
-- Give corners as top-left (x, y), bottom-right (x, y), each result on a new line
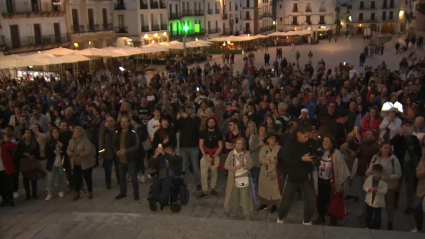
top-left (63, 158), bottom-right (74, 189)
top-left (365, 204), bottom-right (382, 229)
top-left (103, 157), bottom-right (120, 185)
top-left (180, 147), bottom-right (200, 186)
top-left (413, 195), bottom-right (424, 231)
top-left (251, 167), bottom-right (260, 192)
top-left (48, 166), bottom-right (66, 195)
top-left (118, 160), bottom-right (139, 196)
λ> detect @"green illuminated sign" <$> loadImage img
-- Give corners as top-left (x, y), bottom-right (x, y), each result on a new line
top-left (183, 25), bottom-right (189, 32)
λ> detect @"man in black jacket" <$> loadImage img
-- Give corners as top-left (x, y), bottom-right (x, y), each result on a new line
top-left (176, 105), bottom-right (201, 190)
top-left (59, 121), bottom-right (74, 194)
top-left (277, 123), bottom-right (318, 225)
top-left (113, 116), bottom-right (140, 201)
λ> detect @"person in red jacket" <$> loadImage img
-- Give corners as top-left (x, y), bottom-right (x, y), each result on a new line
top-left (0, 133), bottom-right (18, 207)
top-left (361, 107), bottom-right (381, 140)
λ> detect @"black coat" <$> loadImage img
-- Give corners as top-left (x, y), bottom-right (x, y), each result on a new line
top-left (391, 134), bottom-right (422, 169)
top-left (149, 153), bottom-right (182, 179)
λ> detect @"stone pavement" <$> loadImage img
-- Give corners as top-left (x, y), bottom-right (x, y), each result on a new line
top-left (0, 164), bottom-right (420, 238)
top-left (144, 36), bottom-right (425, 81)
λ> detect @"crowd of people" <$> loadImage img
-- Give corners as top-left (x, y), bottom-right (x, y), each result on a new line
top-left (0, 42), bottom-right (425, 232)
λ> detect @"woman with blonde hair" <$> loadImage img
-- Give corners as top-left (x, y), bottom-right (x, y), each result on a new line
top-left (67, 126), bottom-right (96, 201)
top-left (224, 137), bottom-right (254, 221)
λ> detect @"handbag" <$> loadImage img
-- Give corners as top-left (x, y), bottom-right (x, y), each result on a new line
top-left (235, 177), bottom-right (250, 188)
top-left (327, 157), bottom-right (346, 220)
top-left (19, 157), bottom-right (38, 173)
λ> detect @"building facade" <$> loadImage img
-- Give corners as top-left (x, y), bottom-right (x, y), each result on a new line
top-left (275, 0), bottom-right (338, 32)
top-left (0, 0), bottom-right (69, 55)
top-left (66, 0), bottom-right (115, 50)
top-left (416, 0), bottom-right (425, 36)
top-left (205, 0), bottom-right (222, 36)
top-left (113, 0), bottom-right (168, 45)
top-left (339, 0), bottom-right (406, 35)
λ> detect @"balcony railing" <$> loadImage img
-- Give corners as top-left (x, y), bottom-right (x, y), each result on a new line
top-left (169, 12), bottom-right (181, 20)
top-left (208, 9), bottom-right (213, 14)
top-left (1, 2), bottom-right (65, 19)
top-left (115, 26), bottom-right (128, 33)
top-left (260, 26), bottom-right (274, 32)
top-left (243, 16), bottom-right (251, 20)
top-left (170, 29), bottom-right (205, 37)
top-left (160, 1), bottom-right (166, 9)
top-left (87, 24), bottom-right (100, 32)
top-left (150, 1), bottom-right (158, 8)
top-left (222, 13), bottom-right (228, 19)
top-left (194, 10), bottom-right (204, 15)
top-left (222, 28), bottom-right (229, 35)
top-left (182, 10), bottom-right (193, 16)
top-left (114, 3), bottom-right (126, 10)
top-left (72, 25), bottom-right (85, 33)
top-left (208, 28), bottom-right (221, 34)
top-left (319, 21), bottom-right (326, 24)
top-left (306, 8), bottom-right (312, 12)
top-left (292, 8), bottom-right (298, 12)
top-left (102, 23), bottom-right (113, 31)
top-left (319, 8), bottom-right (326, 12)
top-left (140, 3), bottom-right (148, 9)
top-left (6, 34), bottom-right (69, 49)
top-left (142, 26), bottom-right (149, 32)
top-left (161, 24), bottom-right (168, 30)
top-left (243, 29), bottom-right (251, 34)
top-left (152, 24), bottom-right (160, 31)
top-left (215, 9), bottom-right (220, 14)
top-left (292, 21), bottom-right (298, 25)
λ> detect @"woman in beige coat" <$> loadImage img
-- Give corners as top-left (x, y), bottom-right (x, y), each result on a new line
top-left (257, 133), bottom-right (281, 213)
top-left (224, 137), bottom-right (254, 221)
top-left (67, 126), bottom-right (96, 201)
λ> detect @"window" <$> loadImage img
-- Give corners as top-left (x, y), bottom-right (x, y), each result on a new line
top-left (382, 11), bottom-right (386, 20)
top-left (306, 15), bottom-right (311, 24)
top-left (390, 0), bottom-right (394, 8)
top-left (319, 2), bottom-right (325, 11)
top-left (118, 15), bottom-right (124, 28)
top-left (371, 12), bottom-right (375, 21)
top-left (245, 11), bottom-right (250, 19)
top-left (306, 2), bottom-right (312, 12)
top-left (230, 2), bottom-right (232, 11)
top-left (371, 1), bottom-right (375, 8)
top-left (280, 4), bottom-right (282, 9)
top-left (292, 3), bottom-right (298, 12)
top-left (246, 0), bottom-right (250, 8)
top-left (319, 16), bottom-right (325, 24)
top-left (383, 0), bottom-right (387, 8)
top-left (360, 1), bottom-right (364, 9)
top-left (235, 4), bottom-right (237, 11)
top-left (280, 17), bottom-right (282, 22)
top-left (389, 11), bottom-right (393, 19)
top-left (359, 13), bottom-right (363, 21)
top-left (292, 16), bottom-right (297, 24)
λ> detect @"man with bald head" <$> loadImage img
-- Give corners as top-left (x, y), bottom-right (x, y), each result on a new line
top-left (64, 107), bottom-right (81, 130)
top-left (99, 117), bottom-right (120, 189)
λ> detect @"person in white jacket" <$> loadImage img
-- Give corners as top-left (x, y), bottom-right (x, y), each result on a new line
top-left (363, 164), bottom-right (388, 230)
top-left (379, 108), bottom-right (402, 141)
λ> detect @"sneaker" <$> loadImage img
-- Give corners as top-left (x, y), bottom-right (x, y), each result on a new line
top-left (58, 192), bottom-right (65, 198)
top-left (303, 221), bottom-right (313, 226)
top-left (277, 218), bottom-right (284, 223)
top-left (13, 192), bottom-right (19, 199)
top-left (411, 228), bottom-right (418, 233)
top-left (258, 204), bottom-right (268, 211)
top-left (140, 176), bottom-right (146, 183)
top-left (45, 195), bottom-right (53, 201)
top-left (210, 189), bottom-right (218, 196)
top-left (115, 194), bottom-right (127, 200)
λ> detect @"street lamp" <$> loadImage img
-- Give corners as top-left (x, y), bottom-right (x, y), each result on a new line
top-left (183, 25), bottom-right (189, 57)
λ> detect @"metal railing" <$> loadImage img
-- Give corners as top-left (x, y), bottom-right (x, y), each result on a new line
top-left (319, 8), bottom-right (326, 12)
top-left (306, 8), bottom-right (312, 12)
top-left (102, 23), bottom-right (113, 31)
top-left (152, 25), bottom-right (160, 31)
top-left (292, 8), bottom-right (298, 12)
top-left (291, 21), bottom-right (298, 25)
top-left (194, 10), bottom-right (204, 15)
top-left (182, 10), bottom-right (193, 16)
top-left (208, 28), bottom-right (221, 34)
top-left (306, 21), bottom-right (312, 25)
top-left (319, 21), bottom-right (326, 24)
top-left (140, 3), bottom-right (148, 9)
top-left (215, 9), bottom-right (220, 14)
top-left (6, 34), bottom-right (69, 48)
top-left (142, 26), bottom-right (150, 32)
top-left (222, 13), bottom-right (228, 19)
top-left (72, 25), bottom-right (85, 33)
top-left (161, 24), bottom-right (168, 30)
top-left (1, 2), bottom-right (64, 17)
top-left (114, 3), bottom-right (126, 10)
top-left (115, 26), bottom-right (128, 33)
top-left (87, 24), bottom-right (100, 32)
top-left (208, 9), bottom-right (213, 14)
top-left (160, 1), bottom-right (166, 9)
top-left (150, 1), bottom-right (158, 8)
top-left (169, 12), bottom-right (181, 19)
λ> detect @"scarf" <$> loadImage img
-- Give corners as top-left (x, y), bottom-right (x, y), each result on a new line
top-left (233, 149), bottom-right (248, 176)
